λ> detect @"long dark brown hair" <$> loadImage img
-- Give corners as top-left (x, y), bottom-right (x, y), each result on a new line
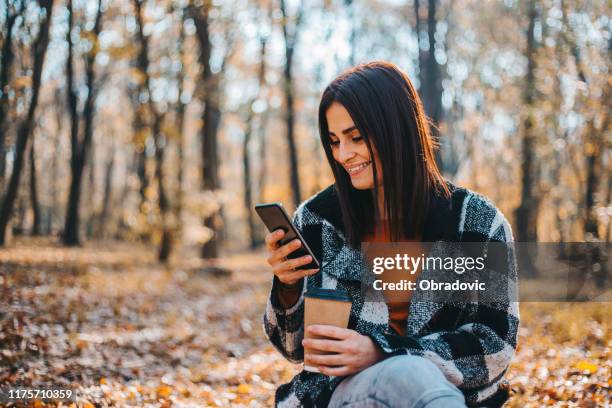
top-left (318, 61), bottom-right (449, 248)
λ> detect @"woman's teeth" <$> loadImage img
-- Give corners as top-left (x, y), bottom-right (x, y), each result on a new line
top-left (347, 161), bottom-right (371, 174)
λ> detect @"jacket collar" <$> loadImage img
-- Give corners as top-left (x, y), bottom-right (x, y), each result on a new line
top-left (422, 181), bottom-right (465, 242)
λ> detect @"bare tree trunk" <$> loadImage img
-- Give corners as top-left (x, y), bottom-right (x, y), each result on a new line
top-left (63, 0), bottom-right (103, 246)
top-left (515, 0), bottom-right (539, 276)
top-left (583, 122), bottom-right (603, 239)
top-left (560, 0), bottom-right (588, 84)
top-left (414, 0), bottom-right (445, 172)
top-left (126, 8), bottom-right (150, 238)
top-left (552, 33), bottom-right (567, 251)
top-left (0, 0), bottom-right (25, 187)
top-left (14, 192), bottom-right (27, 236)
top-left (98, 144), bottom-right (114, 237)
top-left (134, 0), bottom-right (172, 262)
top-left (51, 90), bottom-right (63, 234)
top-left (581, 43), bottom-right (609, 242)
top-left (85, 140), bottom-right (96, 239)
top-left (583, 112), bottom-right (608, 287)
top-left (79, 0), bottom-right (102, 241)
top-left (310, 23), bottom-right (333, 196)
top-left (345, 0), bottom-right (357, 65)
top-left (175, 12), bottom-right (187, 227)
top-left (243, 112), bottom-right (256, 248)
top-left (0, 0), bottom-right (54, 246)
top-left (605, 176), bottom-right (611, 244)
top-left (29, 135), bottom-right (41, 235)
top-left (190, 2), bottom-right (223, 258)
top-left (153, 115), bottom-right (172, 262)
top-left (136, 139), bottom-right (148, 217)
top-left (243, 36), bottom-right (268, 249)
top-left (280, 0), bottom-right (304, 209)
top-left (258, 106), bottom-right (270, 202)
top-left (117, 152), bottom-right (138, 239)
top-left (257, 4), bottom-right (274, 205)
top-left (64, 0), bottom-right (79, 242)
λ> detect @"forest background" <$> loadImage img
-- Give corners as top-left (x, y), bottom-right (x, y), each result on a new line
top-left (0, 0), bottom-right (609, 406)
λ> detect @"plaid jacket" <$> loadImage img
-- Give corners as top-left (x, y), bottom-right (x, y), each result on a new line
top-left (263, 182), bottom-right (519, 407)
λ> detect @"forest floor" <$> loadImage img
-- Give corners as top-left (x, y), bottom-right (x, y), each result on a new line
top-left (0, 238), bottom-right (609, 407)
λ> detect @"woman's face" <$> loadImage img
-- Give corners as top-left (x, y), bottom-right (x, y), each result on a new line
top-left (326, 102), bottom-right (382, 190)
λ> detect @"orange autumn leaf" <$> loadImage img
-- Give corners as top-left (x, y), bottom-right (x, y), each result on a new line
top-left (237, 383), bottom-right (252, 394)
top-left (575, 360), bottom-right (598, 374)
top-left (156, 384), bottom-right (173, 399)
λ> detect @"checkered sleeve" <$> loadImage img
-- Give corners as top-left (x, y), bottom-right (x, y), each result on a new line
top-left (371, 203), bottom-right (520, 396)
top-left (263, 206), bottom-right (308, 364)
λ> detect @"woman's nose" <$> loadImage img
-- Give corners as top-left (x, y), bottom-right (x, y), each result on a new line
top-left (338, 142), bottom-right (356, 162)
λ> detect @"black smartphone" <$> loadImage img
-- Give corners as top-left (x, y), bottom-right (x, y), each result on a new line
top-left (254, 202), bottom-right (320, 270)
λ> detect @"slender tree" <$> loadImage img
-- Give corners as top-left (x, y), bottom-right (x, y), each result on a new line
top-left (133, 0), bottom-right (173, 262)
top-left (243, 31), bottom-right (268, 249)
top-left (50, 89), bottom-right (63, 233)
top-left (279, 0), bottom-right (304, 208)
top-left (605, 176), bottom-right (611, 245)
top-left (64, 0), bottom-right (79, 242)
top-left (97, 139), bottom-right (114, 237)
top-left (0, 0), bottom-right (26, 186)
top-left (63, 0), bottom-right (104, 245)
top-left (515, 0), bottom-right (539, 276)
top-left (189, 1), bottom-right (225, 258)
top-left (0, 0), bottom-right (55, 246)
top-left (345, 0), bottom-right (357, 66)
top-left (257, 3), bottom-right (274, 205)
top-left (414, 0), bottom-right (446, 172)
top-left (257, 108), bottom-right (270, 204)
top-left (28, 133), bottom-right (41, 235)
top-left (550, 22), bottom-right (568, 249)
top-left (174, 10), bottom-right (187, 224)
top-left (133, 103), bottom-right (150, 224)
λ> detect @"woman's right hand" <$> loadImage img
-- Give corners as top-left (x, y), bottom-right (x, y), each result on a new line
top-left (265, 229), bottom-right (319, 285)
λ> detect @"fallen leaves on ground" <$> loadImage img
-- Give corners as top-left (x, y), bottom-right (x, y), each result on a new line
top-left (505, 302), bottom-right (610, 407)
top-left (0, 238), bottom-right (609, 407)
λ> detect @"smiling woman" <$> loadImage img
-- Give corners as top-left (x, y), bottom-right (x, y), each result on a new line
top-left (262, 61), bottom-right (518, 408)
top-left (325, 104), bottom-right (379, 189)
top-left (318, 61), bottom-right (449, 248)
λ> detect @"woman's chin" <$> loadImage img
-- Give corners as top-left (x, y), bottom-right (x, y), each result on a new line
top-left (349, 178), bottom-right (374, 190)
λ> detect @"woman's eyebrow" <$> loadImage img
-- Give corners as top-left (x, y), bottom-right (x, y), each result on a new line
top-left (328, 126), bottom-right (357, 136)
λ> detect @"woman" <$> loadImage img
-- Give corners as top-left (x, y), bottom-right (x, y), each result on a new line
top-left (263, 61), bottom-right (519, 408)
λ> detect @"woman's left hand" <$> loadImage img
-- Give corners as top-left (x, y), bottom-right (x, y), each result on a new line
top-left (302, 325), bottom-right (385, 376)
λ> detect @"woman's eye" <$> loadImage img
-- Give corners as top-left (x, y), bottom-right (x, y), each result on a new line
top-left (352, 136), bottom-right (363, 142)
top-left (330, 140), bottom-right (340, 146)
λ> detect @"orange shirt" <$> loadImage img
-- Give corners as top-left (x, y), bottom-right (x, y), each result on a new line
top-left (363, 224), bottom-right (423, 337)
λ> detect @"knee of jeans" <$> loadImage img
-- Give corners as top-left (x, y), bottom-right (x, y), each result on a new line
top-left (375, 355), bottom-right (460, 397)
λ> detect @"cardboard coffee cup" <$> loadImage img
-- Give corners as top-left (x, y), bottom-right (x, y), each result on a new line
top-left (303, 288), bottom-right (352, 373)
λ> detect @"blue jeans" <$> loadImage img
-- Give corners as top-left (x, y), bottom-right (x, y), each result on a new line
top-left (328, 355), bottom-right (467, 408)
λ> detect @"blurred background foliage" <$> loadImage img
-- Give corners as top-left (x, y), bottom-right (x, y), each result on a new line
top-left (0, 2), bottom-right (610, 405)
top-left (0, 0), bottom-right (609, 262)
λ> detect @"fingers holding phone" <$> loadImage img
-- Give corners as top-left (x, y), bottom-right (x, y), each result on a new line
top-left (256, 202), bottom-right (321, 285)
top-left (265, 229), bottom-right (319, 285)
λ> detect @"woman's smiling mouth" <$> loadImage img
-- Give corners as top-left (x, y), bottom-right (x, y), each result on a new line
top-left (345, 161), bottom-right (371, 176)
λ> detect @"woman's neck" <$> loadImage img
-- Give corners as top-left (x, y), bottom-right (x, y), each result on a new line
top-left (373, 186), bottom-right (423, 241)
